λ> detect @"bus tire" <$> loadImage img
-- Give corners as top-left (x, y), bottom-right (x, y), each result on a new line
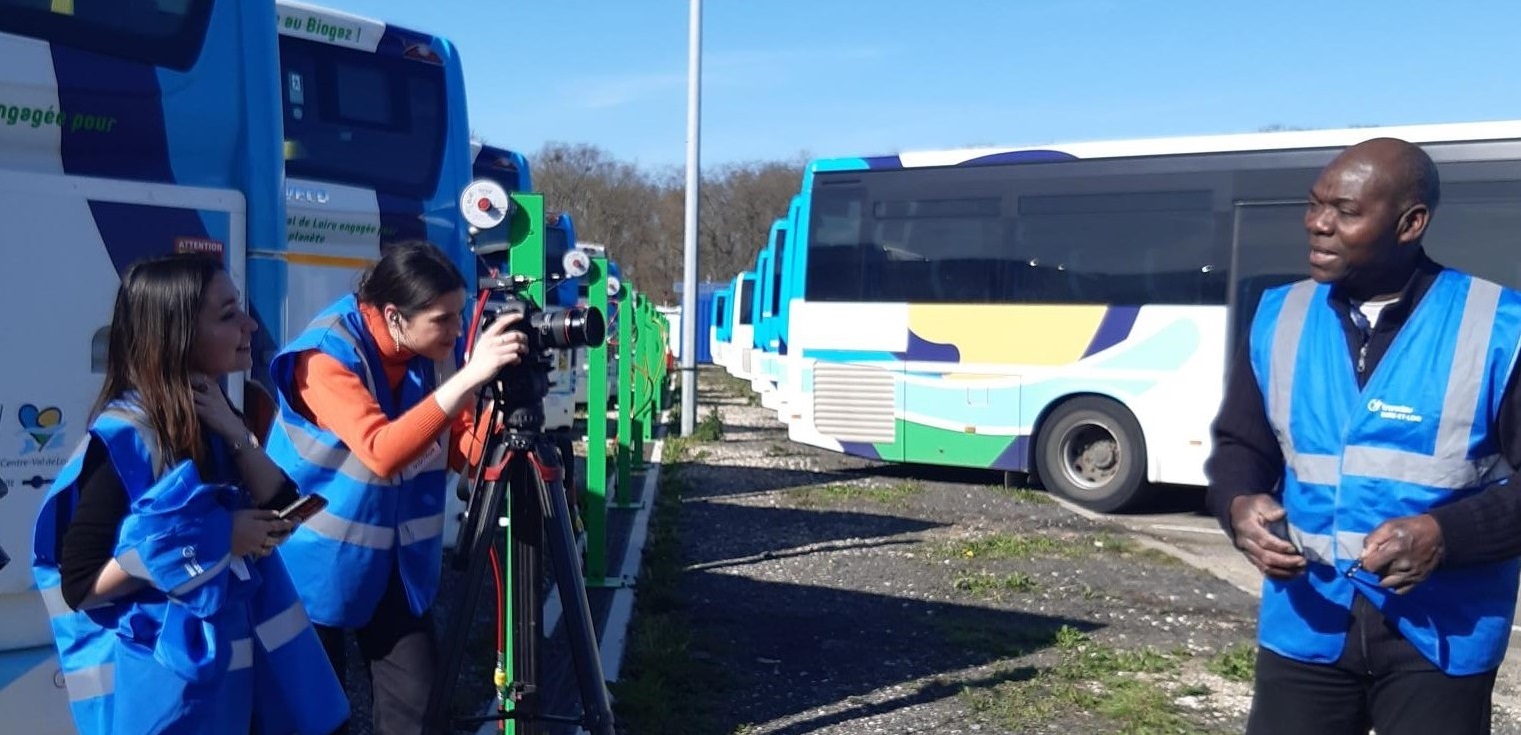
top-left (1035, 396), bottom-right (1152, 513)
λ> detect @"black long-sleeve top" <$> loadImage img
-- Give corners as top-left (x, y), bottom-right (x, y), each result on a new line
top-left (1205, 252), bottom-right (1521, 567)
top-left (57, 434), bottom-right (299, 610)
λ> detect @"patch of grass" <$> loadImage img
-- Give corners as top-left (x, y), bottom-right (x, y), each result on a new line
top-left (785, 480), bottom-right (922, 507)
top-left (1179, 683), bottom-right (1212, 697)
top-left (608, 450), bottom-right (727, 734)
top-left (708, 373), bottom-right (755, 400)
top-left (995, 485), bottom-right (1054, 505)
top-left (946, 533), bottom-right (1071, 560)
top-left (934, 531), bottom-right (1177, 566)
top-left (686, 405), bottom-right (725, 442)
top-left (952, 569), bottom-right (1039, 598)
top-left (664, 436), bottom-right (695, 463)
top-left (1207, 643), bottom-right (1256, 683)
top-left (962, 626), bottom-right (1213, 734)
top-left (1096, 533), bottom-right (1187, 567)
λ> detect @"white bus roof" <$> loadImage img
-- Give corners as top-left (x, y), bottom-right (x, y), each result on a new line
top-left (828, 119), bottom-right (1521, 170)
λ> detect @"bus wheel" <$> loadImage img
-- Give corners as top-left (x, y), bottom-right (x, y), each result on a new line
top-left (1035, 397), bottom-right (1151, 513)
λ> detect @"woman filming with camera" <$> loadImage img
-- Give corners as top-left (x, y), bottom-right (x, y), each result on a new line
top-left (263, 241), bottom-right (527, 735)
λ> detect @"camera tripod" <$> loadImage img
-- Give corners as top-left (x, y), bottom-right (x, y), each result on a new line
top-left (426, 376), bottom-right (615, 735)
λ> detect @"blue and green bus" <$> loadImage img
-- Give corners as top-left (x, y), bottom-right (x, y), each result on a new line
top-left (782, 121), bottom-right (1521, 512)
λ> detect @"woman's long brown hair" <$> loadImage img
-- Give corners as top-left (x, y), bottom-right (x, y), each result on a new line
top-left (91, 253), bottom-right (224, 468)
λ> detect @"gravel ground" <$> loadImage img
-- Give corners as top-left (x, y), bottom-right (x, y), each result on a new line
top-left (647, 368), bottom-right (1521, 735)
top-left (326, 364), bottom-right (1521, 734)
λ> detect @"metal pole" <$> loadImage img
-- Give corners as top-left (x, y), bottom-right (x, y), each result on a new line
top-left (679, 0), bottom-right (702, 436)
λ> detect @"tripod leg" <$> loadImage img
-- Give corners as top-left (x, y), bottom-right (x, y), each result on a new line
top-left (509, 452), bottom-right (543, 735)
top-left (529, 438), bottom-right (617, 735)
top-left (427, 443), bottom-right (511, 733)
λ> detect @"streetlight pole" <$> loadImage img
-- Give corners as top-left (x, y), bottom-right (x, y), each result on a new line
top-left (679, 0), bottom-right (702, 436)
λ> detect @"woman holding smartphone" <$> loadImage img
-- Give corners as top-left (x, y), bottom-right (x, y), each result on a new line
top-left (33, 253), bottom-right (347, 735)
top-left (264, 241), bottom-right (528, 735)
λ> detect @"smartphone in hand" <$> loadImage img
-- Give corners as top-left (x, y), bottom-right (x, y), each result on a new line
top-left (276, 494), bottom-right (328, 524)
top-left (1265, 517), bottom-right (1300, 553)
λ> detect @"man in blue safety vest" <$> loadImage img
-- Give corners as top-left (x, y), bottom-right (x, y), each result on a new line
top-left (1206, 137), bottom-right (1521, 735)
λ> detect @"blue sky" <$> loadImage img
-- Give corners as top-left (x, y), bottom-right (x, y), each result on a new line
top-left (332, 0), bottom-right (1521, 169)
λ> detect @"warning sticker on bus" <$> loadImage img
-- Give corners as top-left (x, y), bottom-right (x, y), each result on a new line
top-left (175, 237), bottom-right (225, 256)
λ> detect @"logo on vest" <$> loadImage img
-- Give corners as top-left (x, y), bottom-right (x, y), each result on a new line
top-left (1367, 398), bottom-right (1424, 423)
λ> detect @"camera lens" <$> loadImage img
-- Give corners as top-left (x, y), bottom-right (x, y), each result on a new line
top-left (531, 306), bottom-right (605, 349)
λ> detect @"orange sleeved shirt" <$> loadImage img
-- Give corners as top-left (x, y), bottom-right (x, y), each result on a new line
top-left (289, 303), bottom-right (489, 478)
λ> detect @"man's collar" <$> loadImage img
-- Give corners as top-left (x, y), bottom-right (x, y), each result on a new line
top-left (1326, 249), bottom-right (1442, 322)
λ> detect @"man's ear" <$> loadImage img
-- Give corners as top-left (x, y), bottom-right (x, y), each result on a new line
top-left (1398, 204), bottom-right (1431, 245)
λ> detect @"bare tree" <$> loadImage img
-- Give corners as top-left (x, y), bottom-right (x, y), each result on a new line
top-left (526, 142), bottom-right (804, 304)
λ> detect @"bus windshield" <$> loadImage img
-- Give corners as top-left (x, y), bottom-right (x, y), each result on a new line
top-left (0, 0), bottom-right (212, 69)
top-left (280, 35), bottom-right (447, 199)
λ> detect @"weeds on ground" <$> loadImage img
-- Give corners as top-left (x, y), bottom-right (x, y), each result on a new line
top-left (607, 444), bottom-right (727, 734)
top-left (686, 406), bottom-right (725, 442)
top-left (1208, 643), bottom-right (1255, 683)
top-left (995, 484), bottom-right (1054, 505)
top-left (961, 625), bottom-right (1222, 734)
top-left (785, 480), bottom-right (922, 508)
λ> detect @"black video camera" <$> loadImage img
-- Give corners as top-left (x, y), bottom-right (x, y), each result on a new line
top-left (477, 285), bottom-right (606, 409)
top-left (486, 291), bottom-right (606, 356)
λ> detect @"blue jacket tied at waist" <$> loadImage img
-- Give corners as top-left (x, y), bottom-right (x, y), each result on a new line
top-left (265, 295), bottom-right (455, 627)
top-left (1248, 270), bottom-right (1521, 675)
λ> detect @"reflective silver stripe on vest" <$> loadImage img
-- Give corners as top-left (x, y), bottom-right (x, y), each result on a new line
top-left (114, 548), bottom-right (235, 599)
top-left (279, 417), bottom-right (387, 485)
top-left (301, 509), bottom-right (395, 550)
top-left (256, 600), bottom-right (310, 653)
top-left (1285, 523), bottom-right (1371, 566)
top-left (1267, 278), bottom-right (1504, 489)
top-left (1287, 453), bottom-right (1341, 486)
top-left (65, 664), bottom-right (113, 702)
top-left (229, 636), bottom-right (254, 671)
top-left (67, 644), bottom-right (250, 697)
top-left (1343, 446), bottom-right (1511, 489)
top-left (1268, 283), bottom-right (1342, 485)
top-left (40, 584), bottom-right (113, 619)
top-left (40, 585), bottom-right (68, 618)
top-left (398, 513), bottom-right (445, 546)
top-left (305, 314), bottom-right (377, 395)
top-left (1438, 280), bottom-right (1502, 458)
top-left (1267, 282), bottom-right (1319, 479)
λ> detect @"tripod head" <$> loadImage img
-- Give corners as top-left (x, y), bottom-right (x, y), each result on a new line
top-left (476, 274), bottom-right (606, 435)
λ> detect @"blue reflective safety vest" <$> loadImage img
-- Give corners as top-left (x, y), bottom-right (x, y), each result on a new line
top-left (265, 295), bottom-right (455, 627)
top-left (1248, 270), bottom-right (1521, 675)
top-left (32, 408), bottom-right (157, 734)
top-left (32, 403), bottom-right (350, 734)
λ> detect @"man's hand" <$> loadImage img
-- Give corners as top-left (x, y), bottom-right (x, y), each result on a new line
top-left (1358, 515), bottom-right (1444, 594)
top-left (1229, 494), bottom-right (1306, 579)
